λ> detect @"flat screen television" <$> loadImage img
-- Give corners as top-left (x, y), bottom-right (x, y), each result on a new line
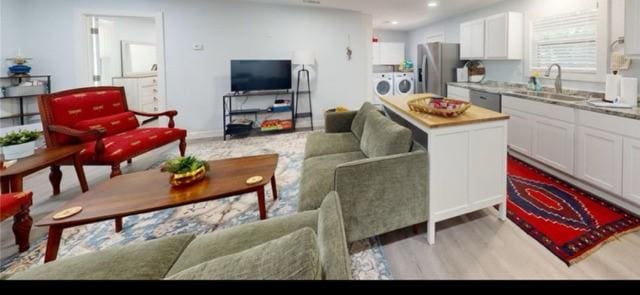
top-left (231, 60), bottom-right (292, 92)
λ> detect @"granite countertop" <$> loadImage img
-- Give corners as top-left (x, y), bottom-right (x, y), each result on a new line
top-left (448, 81), bottom-right (640, 121)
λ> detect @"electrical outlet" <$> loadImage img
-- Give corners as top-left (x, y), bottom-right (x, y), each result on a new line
top-left (192, 44), bottom-right (204, 51)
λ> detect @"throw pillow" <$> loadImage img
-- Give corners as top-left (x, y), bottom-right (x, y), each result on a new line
top-left (350, 102), bottom-right (379, 140)
top-left (360, 110), bottom-right (413, 158)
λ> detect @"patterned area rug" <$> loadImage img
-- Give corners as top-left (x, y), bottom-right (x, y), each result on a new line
top-left (0, 132), bottom-right (392, 279)
top-left (507, 156), bottom-right (640, 265)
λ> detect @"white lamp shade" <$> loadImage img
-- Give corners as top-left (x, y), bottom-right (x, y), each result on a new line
top-left (293, 50), bottom-right (315, 65)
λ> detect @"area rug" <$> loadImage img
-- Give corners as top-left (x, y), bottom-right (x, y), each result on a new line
top-left (507, 156), bottom-right (640, 266)
top-left (0, 132), bottom-right (392, 279)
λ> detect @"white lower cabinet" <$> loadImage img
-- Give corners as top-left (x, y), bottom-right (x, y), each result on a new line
top-left (447, 86), bottom-right (470, 102)
top-left (623, 138), bottom-right (640, 205)
top-left (532, 116), bottom-right (575, 175)
top-left (576, 126), bottom-right (624, 196)
top-left (503, 107), bottom-right (532, 155)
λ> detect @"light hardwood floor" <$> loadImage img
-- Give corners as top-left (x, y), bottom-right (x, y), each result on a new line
top-left (2, 136), bottom-right (640, 279)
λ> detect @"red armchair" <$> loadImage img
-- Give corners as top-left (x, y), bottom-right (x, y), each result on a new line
top-left (38, 86), bottom-right (187, 179)
top-left (0, 191), bottom-right (33, 252)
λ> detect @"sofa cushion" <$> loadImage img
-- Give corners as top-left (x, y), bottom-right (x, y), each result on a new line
top-left (317, 192), bottom-right (351, 280)
top-left (360, 111), bottom-right (413, 158)
top-left (304, 132), bottom-right (361, 160)
top-left (73, 111), bottom-right (140, 142)
top-left (79, 127), bottom-right (187, 163)
top-left (8, 234), bottom-right (195, 280)
top-left (166, 210), bottom-right (319, 276)
top-left (166, 228), bottom-right (322, 280)
top-left (298, 151), bottom-right (366, 211)
top-left (48, 89), bottom-right (128, 144)
top-left (350, 102), bottom-right (379, 140)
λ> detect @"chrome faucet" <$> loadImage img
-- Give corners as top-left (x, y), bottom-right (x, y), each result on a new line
top-left (544, 64), bottom-right (563, 94)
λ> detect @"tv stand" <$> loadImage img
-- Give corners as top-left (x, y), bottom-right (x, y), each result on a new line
top-left (222, 90), bottom-right (296, 140)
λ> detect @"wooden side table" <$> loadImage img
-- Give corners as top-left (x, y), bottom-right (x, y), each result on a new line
top-left (0, 145), bottom-right (89, 195)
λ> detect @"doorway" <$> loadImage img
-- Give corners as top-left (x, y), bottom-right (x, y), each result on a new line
top-left (77, 10), bottom-right (167, 124)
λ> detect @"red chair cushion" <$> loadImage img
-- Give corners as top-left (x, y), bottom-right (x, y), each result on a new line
top-left (0, 192), bottom-right (33, 221)
top-left (73, 112), bottom-right (140, 142)
top-left (79, 128), bottom-right (187, 163)
top-left (49, 89), bottom-right (127, 144)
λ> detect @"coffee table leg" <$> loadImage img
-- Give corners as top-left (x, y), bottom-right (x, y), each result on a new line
top-left (44, 226), bottom-right (63, 263)
top-left (72, 154), bottom-right (89, 193)
top-left (50, 165), bottom-right (62, 196)
top-left (270, 175), bottom-right (278, 200)
top-left (115, 217), bottom-right (123, 233)
top-left (257, 187), bottom-right (267, 220)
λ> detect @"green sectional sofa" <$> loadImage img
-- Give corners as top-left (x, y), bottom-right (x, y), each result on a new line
top-left (6, 193), bottom-right (351, 280)
top-left (300, 102), bottom-right (429, 242)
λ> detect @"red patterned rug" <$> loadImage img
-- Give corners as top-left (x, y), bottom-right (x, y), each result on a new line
top-left (507, 156), bottom-right (640, 266)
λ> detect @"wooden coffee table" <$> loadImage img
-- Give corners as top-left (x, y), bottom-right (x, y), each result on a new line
top-left (0, 145), bottom-right (89, 195)
top-left (36, 154), bottom-right (279, 262)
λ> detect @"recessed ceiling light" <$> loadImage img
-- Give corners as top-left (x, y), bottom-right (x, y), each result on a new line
top-left (428, 1), bottom-right (438, 7)
top-left (391, 21), bottom-right (399, 25)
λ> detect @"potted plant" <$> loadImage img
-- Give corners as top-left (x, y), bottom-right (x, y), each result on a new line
top-left (161, 156), bottom-right (209, 187)
top-left (0, 130), bottom-right (41, 160)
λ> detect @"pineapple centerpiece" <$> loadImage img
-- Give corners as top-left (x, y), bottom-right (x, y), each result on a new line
top-left (161, 156), bottom-right (209, 187)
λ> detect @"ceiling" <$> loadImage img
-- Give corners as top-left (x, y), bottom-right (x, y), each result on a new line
top-left (245, 0), bottom-right (506, 30)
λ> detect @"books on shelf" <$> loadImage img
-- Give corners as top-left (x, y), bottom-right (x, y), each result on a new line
top-left (260, 119), bottom-right (292, 132)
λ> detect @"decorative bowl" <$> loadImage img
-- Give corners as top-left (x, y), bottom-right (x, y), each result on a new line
top-left (169, 166), bottom-right (208, 187)
top-left (407, 96), bottom-right (471, 117)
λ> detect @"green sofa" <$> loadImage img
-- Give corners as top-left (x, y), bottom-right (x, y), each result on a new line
top-left (6, 193), bottom-right (351, 280)
top-left (299, 102), bottom-right (429, 242)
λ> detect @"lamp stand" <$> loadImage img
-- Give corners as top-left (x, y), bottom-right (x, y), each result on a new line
top-left (295, 65), bottom-right (313, 130)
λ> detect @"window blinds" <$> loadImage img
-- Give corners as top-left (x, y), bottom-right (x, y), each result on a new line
top-left (531, 9), bottom-right (598, 73)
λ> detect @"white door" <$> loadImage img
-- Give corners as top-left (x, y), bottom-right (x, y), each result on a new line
top-left (623, 137), bottom-right (640, 205)
top-left (576, 126), bottom-right (624, 195)
top-left (372, 42), bottom-right (381, 65)
top-left (460, 22), bottom-right (472, 59)
top-left (470, 19), bottom-right (486, 59)
top-left (532, 116), bottom-right (575, 175)
top-left (503, 107), bottom-right (533, 156)
top-left (485, 13), bottom-right (508, 59)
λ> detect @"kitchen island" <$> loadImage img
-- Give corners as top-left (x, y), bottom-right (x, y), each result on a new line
top-left (380, 94), bottom-right (511, 244)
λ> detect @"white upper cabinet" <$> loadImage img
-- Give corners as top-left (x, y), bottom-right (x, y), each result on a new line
top-left (625, 0), bottom-right (640, 57)
top-left (460, 12), bottom-right (523, 60)
top-left (460, 19), bottom-right (485, 60)
top-left (373, 42), bottom-right (405, 65)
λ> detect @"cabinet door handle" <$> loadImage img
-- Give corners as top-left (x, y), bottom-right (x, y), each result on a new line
top-left (479, 96), bottom-right (488, 100)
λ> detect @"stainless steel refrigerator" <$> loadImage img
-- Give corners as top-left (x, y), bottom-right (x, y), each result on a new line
top-left (416, 43), bottom-right (464, 96)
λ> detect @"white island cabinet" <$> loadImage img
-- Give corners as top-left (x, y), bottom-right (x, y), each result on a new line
top-left (381, 94), bottom-right (510, 245)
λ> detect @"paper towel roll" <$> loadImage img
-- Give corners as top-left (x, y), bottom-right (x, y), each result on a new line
top-left (605, 74), bottom-right (621, 102)
top-left (621, 77), bottom-right (638, 106)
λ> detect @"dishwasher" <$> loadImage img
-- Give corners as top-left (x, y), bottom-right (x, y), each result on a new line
top-left (470, 90), bottom-right (501, 112)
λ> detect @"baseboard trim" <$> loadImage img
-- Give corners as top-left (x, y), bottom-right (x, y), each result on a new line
top-left (509, 150), bottom-right (640, 216)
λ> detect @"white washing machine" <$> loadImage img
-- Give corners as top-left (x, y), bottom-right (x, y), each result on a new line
top-left (372, 73), bottom-right (395, 103)
top-left (393, 72), bottom-right (415, 96)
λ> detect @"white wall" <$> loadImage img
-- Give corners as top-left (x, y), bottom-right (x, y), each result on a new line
top-left (407, 0), bottom-right (640, 94)
top-left (1, 0), bottom-right (373, 136)
top-left (373, 29), bottom-right (408, 43)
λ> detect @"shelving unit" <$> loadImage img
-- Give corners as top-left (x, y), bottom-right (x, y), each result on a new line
top-left (0, 75), bottom-right (51, 126)
top-left (222, 90), bottom-right (296, 141)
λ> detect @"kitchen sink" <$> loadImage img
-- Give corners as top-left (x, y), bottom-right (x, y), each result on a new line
top-left (511, 90), bottom-right (588, 102)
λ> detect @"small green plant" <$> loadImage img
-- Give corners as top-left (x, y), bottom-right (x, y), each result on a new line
top-left (162, 156), bottom-right (209, 174)
top-left (0, 130), bottom-right (41, 147)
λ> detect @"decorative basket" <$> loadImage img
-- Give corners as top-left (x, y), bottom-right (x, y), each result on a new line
top-left (407, 97), bottom-right (471, 117)
top-left (169, 166), bottom-right (208, 187)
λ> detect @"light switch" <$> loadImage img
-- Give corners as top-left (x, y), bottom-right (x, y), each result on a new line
top-left (192, 44), bottom-right (204, 51)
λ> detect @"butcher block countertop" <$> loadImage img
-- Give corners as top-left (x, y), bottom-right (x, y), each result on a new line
top-left (380, 94), bottom-right (510, 128)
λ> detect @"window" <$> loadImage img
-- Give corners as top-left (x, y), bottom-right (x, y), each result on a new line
top-left (530, 9), bottom-right (598, 73)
